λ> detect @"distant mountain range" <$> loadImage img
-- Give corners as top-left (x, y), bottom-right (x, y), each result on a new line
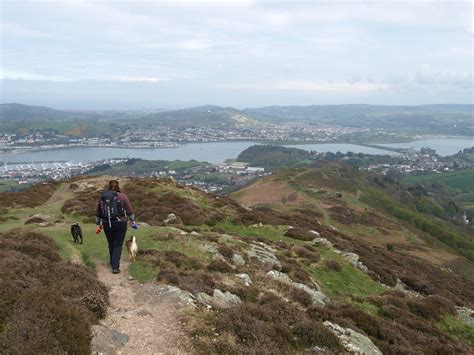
top-left (1, 102), bottom-right (473, 135)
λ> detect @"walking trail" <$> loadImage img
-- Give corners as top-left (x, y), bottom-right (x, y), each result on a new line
top-left (91, 261), bottom-right (193, 354)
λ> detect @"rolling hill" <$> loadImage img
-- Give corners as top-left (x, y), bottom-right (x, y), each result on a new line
top-left (0, 167), bottom-right (473, 353)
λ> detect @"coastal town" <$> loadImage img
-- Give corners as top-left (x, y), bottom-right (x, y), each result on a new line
top-left (2, 144), bottom-right (472, 193)
top-left (0, 122), bottom-right (394, 152)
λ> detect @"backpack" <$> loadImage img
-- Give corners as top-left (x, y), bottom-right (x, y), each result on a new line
top-left (98, 190), bottom-right (125, 221)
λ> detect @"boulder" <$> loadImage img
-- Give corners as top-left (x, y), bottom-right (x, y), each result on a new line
top-left (236, 273), bottom-right (252, 287)
top-left (196, 289), bottom-right (242, 309)
top-left (246, 242), bottom-right (281, 270)
top-left (267, 270), bottom-right (328, 305)
top-left (140, 284), bottom-right (196, 308)
top-left (164, 213), bottom-right (178, 223)
top-left (323, 321), bottom-right (382, 355)
top-left (341, 252), bottom-right (368, 273)
top-left (232, 253), bottom-right (246, 266)
top-left (313, 237), bottom-right (333, 248)
top-left (91, 325), bottom-right (129, 354)
top-left (211, 289), bottom-right (242, 309)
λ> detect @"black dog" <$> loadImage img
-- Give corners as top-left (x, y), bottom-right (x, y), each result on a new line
top-left (70, 223), bottom-right (83, 244)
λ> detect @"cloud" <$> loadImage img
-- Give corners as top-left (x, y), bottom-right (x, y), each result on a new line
top-left (218, 80), bottom-right (389, 93)
top-left (0, 70), bottom-right (168, 83)
top-left (0, 70), bottom-right (68, 82)
top-left (0, 21), bottom-right (54, 39)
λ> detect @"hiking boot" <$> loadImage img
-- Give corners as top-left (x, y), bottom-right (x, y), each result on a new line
top-left (112, 269), bottom-right (121, 274)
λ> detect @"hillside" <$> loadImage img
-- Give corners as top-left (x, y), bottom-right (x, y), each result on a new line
top-left (244, 104), bottom-right (474, 135)
top-left (1, 172), bottom-right (473, 353)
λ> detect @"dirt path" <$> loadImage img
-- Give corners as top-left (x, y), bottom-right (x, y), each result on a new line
top-left (91, 261), bottom-right (193, 354)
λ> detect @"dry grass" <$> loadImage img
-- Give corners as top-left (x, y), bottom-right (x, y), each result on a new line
top-left (0, 182), bottom-right (57, 209)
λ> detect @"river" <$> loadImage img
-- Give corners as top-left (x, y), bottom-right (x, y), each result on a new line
top-left (0, 138), bottom-right (472, 164)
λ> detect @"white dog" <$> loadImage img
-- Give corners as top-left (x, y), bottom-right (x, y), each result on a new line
top-left (126, 235), bottom-right (138, 262)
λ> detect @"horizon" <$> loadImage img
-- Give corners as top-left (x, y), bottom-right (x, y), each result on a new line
top-left (1, 101), bottom-right (474, 112)
top-left (1, 1), bottom-right (472, 109)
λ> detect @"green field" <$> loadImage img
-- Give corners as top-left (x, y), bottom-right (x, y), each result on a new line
top-left (402, 170), bottom-right (474, 192)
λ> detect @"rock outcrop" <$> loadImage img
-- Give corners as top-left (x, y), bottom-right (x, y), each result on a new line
top-left (323, 321), bottom-right (382, 355)
top-left (246, 242), bottom-right (281, 270)
top-left (267, 270), bottom-right (328, 305)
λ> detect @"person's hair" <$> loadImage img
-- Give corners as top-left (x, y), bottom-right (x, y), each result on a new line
top-left (108, 180), bottom-right (121, 192)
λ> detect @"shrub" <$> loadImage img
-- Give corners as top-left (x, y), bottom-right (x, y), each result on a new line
top-left (217, 245), bottom-right (234, 259)
top-left (207, 259), bottom-right (233, 273)
top-left (0, 231), bottom-right (108, 354)
top-left (24, 216), bottom-right (47, 225)
top-left (3, 288), bottom-right (91, 354)
top-left (157, 268), bottom-right (216, 294)
top-left (293, 320), bottom-right (343, 350)
top-left (324, 260), bottom-right (342, 272)
top-left (294, 246), bottom-right (320, 263)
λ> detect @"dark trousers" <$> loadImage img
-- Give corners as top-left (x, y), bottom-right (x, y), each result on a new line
top-left (103, 220), bottom-right (127, 270)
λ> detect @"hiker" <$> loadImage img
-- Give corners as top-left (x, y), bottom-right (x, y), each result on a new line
top-left (96, 180), bottom-right (138, 274)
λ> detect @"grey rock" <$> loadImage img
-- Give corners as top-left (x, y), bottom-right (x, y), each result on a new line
top-left (140, 284), bottom-right (196, 307)
top-left (164, 213), bottom-right (177, 223)
top-left (191, 231), bottom-right (200, 236)
top-left (137, 309), bottom-right (153, 318)
top-left (202, 244), bottom-right (219, 254)
top-left (232, 253), bottom-right (246, 266)
top-left (211, 289), bottom-right (242, 309)
top-left (246, 242), bottom-right (281, 270)
top-left (456, 306), bottom-right (474, 326)
top-left (310, 230), bottom-right (321, 237)
top-left (342, 252), bottom-right (368, 273)
top-left (313, 237), bottom-right (333, 248)
top-left (196, 289), bottom-right (242, 309)
top-left (111, 329), bottom-right (129, 347)
top-left (91, 325), bottom-right (129, 354)
top-left (236, 273), bottom-right (252, 286)
top-left (195, 292), bottom-right (213, 307)
top-left (267, 270), bottom-right (328, 305)
top-left (323, 321), bottom-right (382, 355)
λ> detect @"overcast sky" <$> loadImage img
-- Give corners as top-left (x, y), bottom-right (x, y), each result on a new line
top-left (0, 0), bottom-right (472, 109)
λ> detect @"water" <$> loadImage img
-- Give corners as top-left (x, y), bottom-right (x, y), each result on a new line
top-left (379, 138), bottom-right (473, 156)
top-left (0, 138), bottom-right (471, 164)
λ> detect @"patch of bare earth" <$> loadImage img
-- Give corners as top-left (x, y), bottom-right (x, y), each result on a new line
top-left (235, 180), bottom-right (304, 207)
top-left (92, 261), bottom-right (192, 354)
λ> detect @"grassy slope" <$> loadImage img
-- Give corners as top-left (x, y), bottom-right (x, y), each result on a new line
top-left (401, 169), bottom-right (474, 208)
top-left (2, 173), bottom-right (473, 352)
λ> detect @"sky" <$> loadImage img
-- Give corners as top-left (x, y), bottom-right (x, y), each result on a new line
top-left (0, 0), bottom-right (472, 109)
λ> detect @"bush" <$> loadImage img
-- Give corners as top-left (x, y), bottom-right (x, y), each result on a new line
top-left (207, 259), bottom-right (233, 273)
top-left (294, 246), bottom-right (320, 263)
top-left (293, 320), bottom-right (343, 350)
top-left (0, 231), bottom-right (108, 353)
top-left (324, 260), bottom-right (342, 272)
top-left (217, 245), bottom-right (234, 259)
top-left (3, 288), bottom-right (92, 354)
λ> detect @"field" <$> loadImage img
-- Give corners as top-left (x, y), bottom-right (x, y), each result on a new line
top-left (402, 169), bottom-right (474, 208)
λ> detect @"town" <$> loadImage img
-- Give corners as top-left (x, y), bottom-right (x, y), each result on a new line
top-left (2, 145), bottom-right (472, 194)
top-left (0, 121), bottom-right (398, 152)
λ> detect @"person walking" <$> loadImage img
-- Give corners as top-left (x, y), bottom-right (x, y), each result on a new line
top-left (96, 180), bottom-right (138, 274)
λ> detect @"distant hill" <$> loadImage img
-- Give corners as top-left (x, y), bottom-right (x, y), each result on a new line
top-left (243, 104), bottom-right (474, 135)
top-left (136, 105), bottom-right (259, 127)
top-left (0, 103), bottom-right (100, 121)
top-left (1, 102), bottom-right (473, 135)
